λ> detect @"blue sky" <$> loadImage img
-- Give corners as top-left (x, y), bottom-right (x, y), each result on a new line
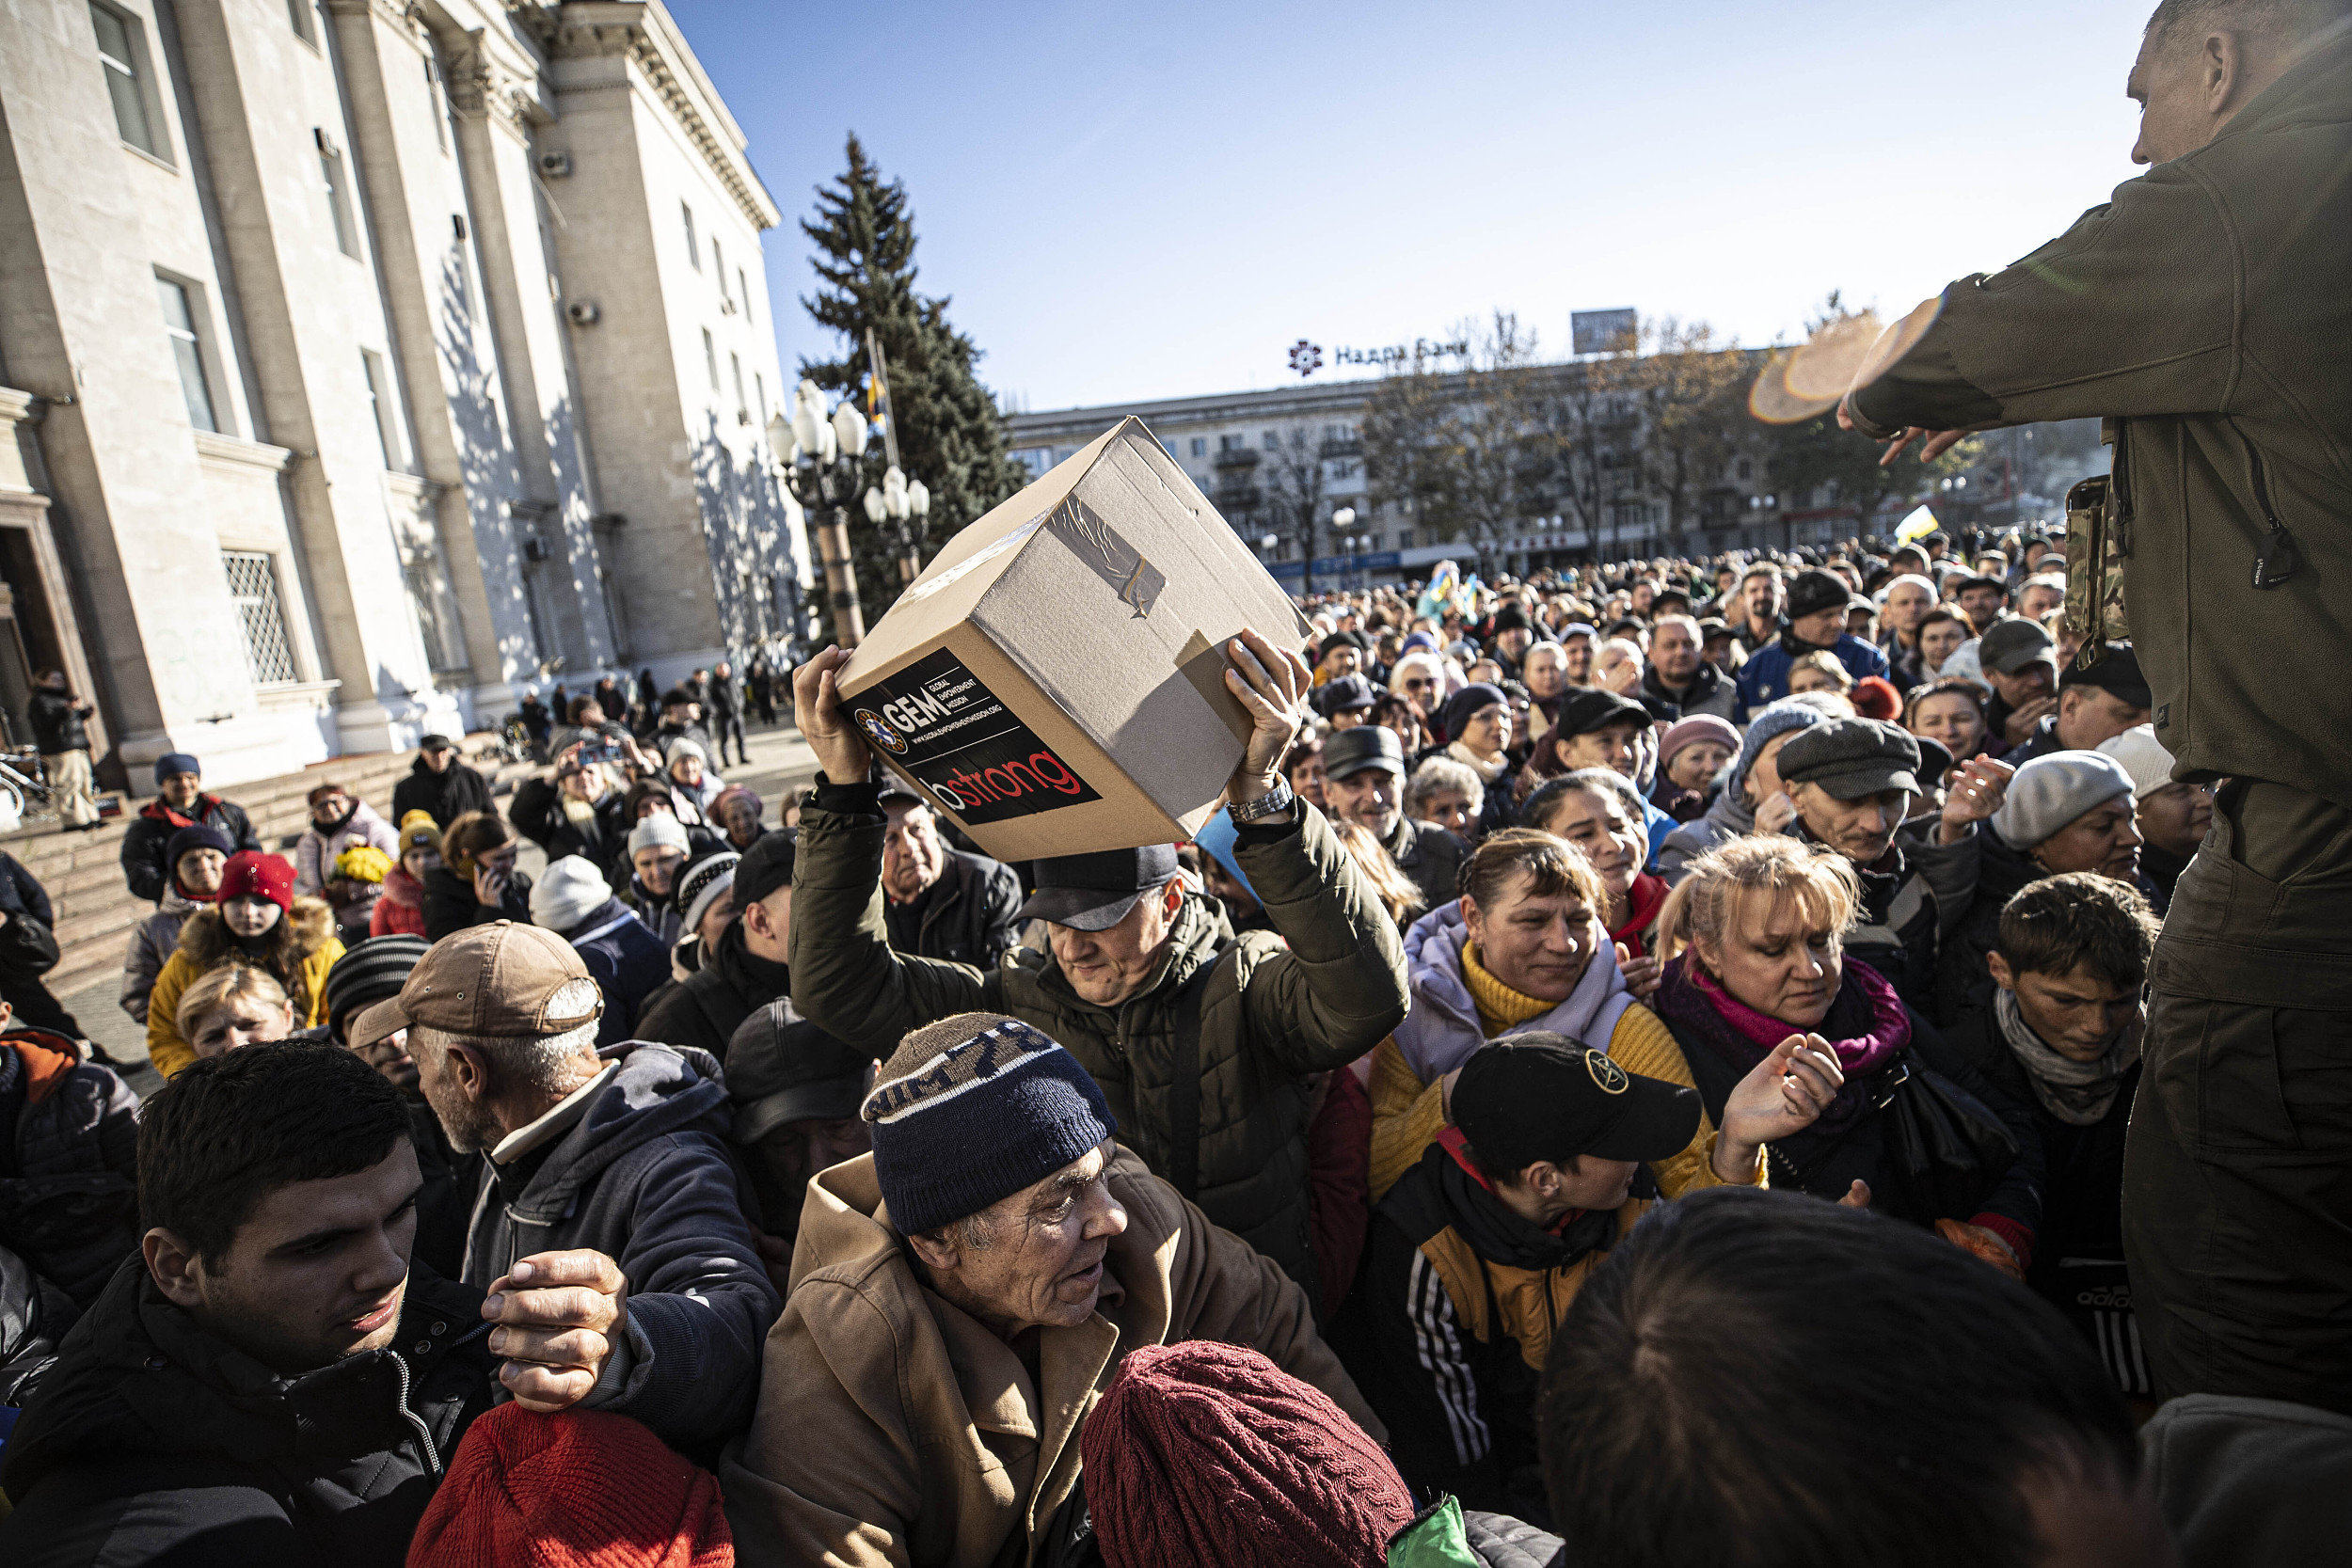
top-left (668, 0), bottom-right (2158, 413)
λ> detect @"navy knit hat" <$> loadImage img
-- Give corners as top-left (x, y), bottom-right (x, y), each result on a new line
top-left (864, 1015), bottom-right (1117, 1236)
top-left (163, 823), bottom-right (233, 875)
top-left (154, 752), bottom-right (201, 786)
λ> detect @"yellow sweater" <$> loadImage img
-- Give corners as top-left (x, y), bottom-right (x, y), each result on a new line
top-left (1367, 980), bottom-right (1766, 1202)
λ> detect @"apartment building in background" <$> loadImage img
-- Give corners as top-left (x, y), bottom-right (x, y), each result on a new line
top-left (0, 0), bottom-right (811, 786)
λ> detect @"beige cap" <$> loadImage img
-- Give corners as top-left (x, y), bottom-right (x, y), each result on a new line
top-left (349, 921), bottom-right (601, 1050)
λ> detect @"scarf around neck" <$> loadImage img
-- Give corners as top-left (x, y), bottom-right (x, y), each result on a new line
top-left (1994, 987), bottom-right (2141, 1126)
top-left (1394, 903), bottom-right (1635, 1083)
top-left (1447, 740), bottom-right (1510, 784)
top-left (1658, 955), bottom-right (1911, 1135)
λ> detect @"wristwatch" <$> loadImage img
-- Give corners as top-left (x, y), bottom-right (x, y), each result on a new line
top-left (1229, 778), bottom-right (1296, 825)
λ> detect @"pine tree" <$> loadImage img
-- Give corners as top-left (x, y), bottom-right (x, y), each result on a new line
top-left (799, 135), bottom-right (1029, 637)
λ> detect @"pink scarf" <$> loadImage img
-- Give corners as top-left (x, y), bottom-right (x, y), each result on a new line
top-left (1687, 959), bottom-right (1909, 1080)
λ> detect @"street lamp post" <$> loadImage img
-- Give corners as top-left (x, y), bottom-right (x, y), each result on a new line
top-left (1332, 507), bottom-right (1357, 595)
top-left (769, 379), bottom-right (933, 649)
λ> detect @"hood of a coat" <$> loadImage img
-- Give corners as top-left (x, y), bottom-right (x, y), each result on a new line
top-left (501, 1041), bottom-right (732, 1222)
top-left (379, 865), bottom-right (422, 909)
top-left (0, 1258), bottom-right (486, 1501)
top-left (1391, 901), bottom-right (1634, 1082)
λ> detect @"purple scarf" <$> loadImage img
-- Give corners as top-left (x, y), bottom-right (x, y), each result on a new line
top-left (1656, 955), bottom-right (1910, 1135)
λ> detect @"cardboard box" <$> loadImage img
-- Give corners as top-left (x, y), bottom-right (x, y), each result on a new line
top-left (836, 417), bottom-right (1311, 863)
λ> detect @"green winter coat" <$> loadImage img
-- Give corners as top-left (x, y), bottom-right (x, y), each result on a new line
top-left (787, 786), bottom-right (1409, 1291)
top-left (1849, 26), bottom-right (2352, 810)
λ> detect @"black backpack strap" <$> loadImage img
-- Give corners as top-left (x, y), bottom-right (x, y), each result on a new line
top-left (1165, 948), bottom-right (1233, 1202)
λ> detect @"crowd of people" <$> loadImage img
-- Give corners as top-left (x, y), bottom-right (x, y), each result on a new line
top-left (0, 515), bottom-right (2325, 1567)
top-left (0, 1), bottom-right (2344, 1560)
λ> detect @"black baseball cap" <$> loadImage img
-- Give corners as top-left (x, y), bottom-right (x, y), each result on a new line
top-left (1775, 718), bottom-right (1924, 800)
top-left (1020, 844), bottom-right (1180, 931)
top-left (1323, 723), bottom-right (1406, 781)
top-left (734, 828), bottom-right (799, 908)
top-left (725, 999), bottom-right (876, 1144)
top-left (420, 734), bottom-right (454, 752)
top-left (1553, 688), bottom-right (1651, 739)
top-left (1315, 674), bottom-right (1377, 717)
top-left (1957, 574), bottom-right (2008, 597)
top-left (1453, 1033), bottom-right (1700, 1171)
top-left (1979, 618), bottom-right (2058, 677)
top-left (2060, 641), bottom-right (2151, 709)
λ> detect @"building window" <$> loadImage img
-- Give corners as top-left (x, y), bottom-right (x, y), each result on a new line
top-left (286, 0), bottom-right (315, 43)
top-left (755, 372), bottom-right (767, 427)
top-left (89, 3), bottom-right (160, 157)
top-left (221, 551), bottom-right (297, 685)
top-left (1219, 434), bottom-right (1244, 452)
top-left (681, 202), bottom-right (698, 269)
top-left (156, 275), bottom-right (217, 434)
top-left (1737, 457), bottom-right (1754, 482)
top-left (401, 538), bottom-right (469, 673)
top-left (1263, 430), bottom-right (1279, 451)
top-left (1189, 437), bottom-right (1206, 458)
top-left (360, 349), bottom-right (401, 467)
top-left (317, 134), bottom-right (359, 258)
top-left (1398, 528), bottom-right (1415, 550)
top-left (425, 55), bottom-right (446, 153)
top-left (738, 268), bottom-right (751, 325)
top-left (731, 353), bottom-right (748, 422)
top-left (714, 239), bottom-right (726, 302)
top-left (703, 329), bottom-right (719, 394)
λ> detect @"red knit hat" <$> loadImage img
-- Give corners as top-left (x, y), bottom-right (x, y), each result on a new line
top-left (1080, 1340), bottom-right (1413, 1568)
top-left (218, 850), bottom-right (294, 913)
top-left (405, 1403), bottom-right (732, 1568)
top-left (1851, 675), bottom-right (1902, 721)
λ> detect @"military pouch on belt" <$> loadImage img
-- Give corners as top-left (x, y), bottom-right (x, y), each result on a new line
top-left (2062, 473), bottom-right (2130, 660)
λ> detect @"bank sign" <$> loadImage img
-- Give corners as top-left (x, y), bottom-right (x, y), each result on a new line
top-left (1288, 337), bottom-right (1470, 377)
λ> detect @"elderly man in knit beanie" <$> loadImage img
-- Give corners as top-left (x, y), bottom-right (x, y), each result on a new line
top-left (721, 1010), bottom-right (1379, 1568)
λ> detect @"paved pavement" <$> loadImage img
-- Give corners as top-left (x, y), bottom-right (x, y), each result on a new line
top-left (62, 717), bottom-right (821, 1096)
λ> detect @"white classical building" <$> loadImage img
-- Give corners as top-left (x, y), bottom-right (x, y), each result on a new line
top-left (0, 0), bottom-right (810, 786)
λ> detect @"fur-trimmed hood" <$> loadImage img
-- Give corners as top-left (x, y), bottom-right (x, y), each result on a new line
top-left (172, 896), bottom-right (336, 970)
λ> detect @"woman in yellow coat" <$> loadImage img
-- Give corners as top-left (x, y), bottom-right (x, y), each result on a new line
top-left (147, 850), bottom-right (342, 1079)
top-left (1367, 829), bottom-right (1765, 1200)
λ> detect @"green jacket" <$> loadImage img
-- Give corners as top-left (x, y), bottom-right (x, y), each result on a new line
top-left (787, 783), bottom-right (1410, 1291)
top-left (1850, 28), bottom-right (2352, 809)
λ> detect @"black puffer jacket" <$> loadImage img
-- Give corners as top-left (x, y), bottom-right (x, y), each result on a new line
top-left (389, 755), bottom-right (495, 832)
top-left (881, 847), bottom-right (1023, 969)
top-left (635, 919), bottom-right (790, 1066)
top-left (508, 776), bottom-right (634, 888)
top-left (420, 863), bottom-right (532, 942)
top-left (24, 689), bottom-right (89, 755)
top-left (0, 1030), bottom-right (139, 1310)
top-left (120, 797), bottom-right (260, 905)
top-left (0, 1260), bottom-right (494, 1567)
top-left (1382, 814), bottom-right (1470, 916)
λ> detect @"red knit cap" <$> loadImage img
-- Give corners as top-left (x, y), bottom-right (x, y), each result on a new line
top-left (1080, 1340), bottom-right (1412, 1568)
top-left (218, 850), bottom-right (294, 913)
top-left (405, 1403), bottom-right (732, 1568)
top-left (1851, 675), bottom-right (1902, 721)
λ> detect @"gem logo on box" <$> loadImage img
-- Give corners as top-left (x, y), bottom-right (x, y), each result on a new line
top-left (853, 709), bottom-right (907, 754)
top-left (855, 647), bottom-right (1104, 827)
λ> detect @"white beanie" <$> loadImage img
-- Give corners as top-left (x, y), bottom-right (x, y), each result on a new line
top-left (628, 814), bottom-right (691, 857)
top-left (1992, 752), bottom-right (2137, 850)
top-left (529, 854), bottom-right (612, 935)
top-left (2097, 723), bottom-right (2177, 801)
top-left (666, 736), bottom-right (708, 768)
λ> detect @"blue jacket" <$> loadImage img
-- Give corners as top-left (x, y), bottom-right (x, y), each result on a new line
top-left (562, 896), bottom-right (672, 1046)
top-left (1735, 632), bottom-right (1892, 719)
top-left (460, 1040), bottom-right (780, 1448)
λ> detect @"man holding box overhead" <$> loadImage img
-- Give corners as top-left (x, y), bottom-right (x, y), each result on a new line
top-left (788, 630), bottom-right (1409, 1299)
